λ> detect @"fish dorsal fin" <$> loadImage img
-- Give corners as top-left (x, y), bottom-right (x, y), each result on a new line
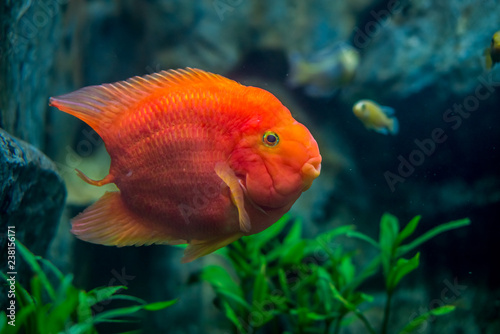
top-left (49, 68), bottom-right (236, 137)
top-left (380, 105), bottom-right (396, 116)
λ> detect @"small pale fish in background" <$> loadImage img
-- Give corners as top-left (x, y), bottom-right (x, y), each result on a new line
top-left (352, 99), bottom-right (399, 136)
top-left (50, 68), bottom-right (321, 263)
top-left (287, 42), bottom-right (360, 97)
top-left (485, 31), bottom-right (500, 70)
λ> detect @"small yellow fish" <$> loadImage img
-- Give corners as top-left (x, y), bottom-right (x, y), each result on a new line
top-left (485, 31), bottom-right (500, 70)
top-left (353, 100), bottom-right (399, 135)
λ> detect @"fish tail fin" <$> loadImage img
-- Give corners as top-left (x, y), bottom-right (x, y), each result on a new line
top-left (390, 117), bottom-right (399, 135)
top-left (182, 233), bottom-right (243, 263)
top-left (71, 191), bottom-right (186, 247)
top-left (485, 48), bottom-right (493, 70)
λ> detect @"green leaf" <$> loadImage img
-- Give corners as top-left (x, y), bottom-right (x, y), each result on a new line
top-left (39, 258), bottom-right (65, 282)
top-left (316, 267), bottom-right (335, 314)
top-left (279, 240), bottom-right (306, 266)
top-left (278, 268), bottom-right (292, 301)
top-left (395, 216), bottom-right (421, 247)
top-left (102, 294), bottom-right (147, 305)
top-left (221, 300), bottom-right (246, 333)
top-left (345, 230), bottom-right (379, 249)
top-left (328, 282), bottom-right (377, 334)
top-left (283, 219), bottom-right (302, 245)
top-left (201, 266), bottom-right (243, 299)
top-left (338, 256), bottom-right (356, 285)
top-left (344, 255), bottom-right (381, 293)
top-left (16, 241), bottom-right (57, 301)
top-left (305, 312), bottom-right (331, 321)
top-left (87, 286), bottom-right (127, 306)
top-left (67, 321), bottom-right (96, 334)
top-left (291, 308), bottom-right (314, 327)
top-left (253, 260), bottom-right (268, 305)
top-left (387, 253), bottom-right (420, 291)
top-left (30, 275), bottom-right (43, 304)
top-left (142, 299), bottom-right (178, 311)
top-left (225, 246), bottom-right (253, 275)
top-left (379, 213), bottom-right (400, 277)
top-left (47, 288), bottom-right (79, 332)
top-left (77, 291), bottom-right (93, 324)
top-left (348, 292), bottom-right (375, 308)
top-left (397, 218), bottom-right (471, 257)
top-left (92, 305), bottom-right (144, 324)
top-left (216, 290), bottom-right (251, 311)
top-left (245, 214), bottom-right (290, 253)
top-left (308, 225), bottom-right (355, 265)
top-left (399, 305), bottom-right (455, 334)
top-left (315, 225), bottom-right (356, 247)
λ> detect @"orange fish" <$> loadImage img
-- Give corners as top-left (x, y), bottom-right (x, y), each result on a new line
top-left (50, 68), bottom-right (321, 262)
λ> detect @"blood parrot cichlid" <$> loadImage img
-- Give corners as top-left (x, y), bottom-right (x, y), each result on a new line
top-left (50, 68), bottom-right (321, 262)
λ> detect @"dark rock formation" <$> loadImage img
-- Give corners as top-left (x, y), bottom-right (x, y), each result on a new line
top-left (0, 128), bottom-right (66, 287)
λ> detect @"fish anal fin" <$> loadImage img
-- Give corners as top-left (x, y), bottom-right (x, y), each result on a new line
top-left (373, 126), bottom-right (389, 135)
top-left (71, 191), bottom-right (186, 247)
top-left (76, 169), bottom-right (114, 186)
top-left (182, 233), bottom-right (243, 263)
top-left (215, 162), bottom-right (252, 233)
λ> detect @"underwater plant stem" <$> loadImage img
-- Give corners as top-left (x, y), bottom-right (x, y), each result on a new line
top-left (381, 289), bottom-right (394, 334)
top-left (354, 310), bottom-right (377, 334)
top-left (332, 317), bottom-right (341, 334)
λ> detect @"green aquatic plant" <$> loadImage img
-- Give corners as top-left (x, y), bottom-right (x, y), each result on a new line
top-left (199, 213), bottom-right (470, 334)
top-left (0, 241), bottom-right (176, 334)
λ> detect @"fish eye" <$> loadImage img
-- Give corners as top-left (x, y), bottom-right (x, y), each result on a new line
top-left (262, 131), bottom-right (279, 147)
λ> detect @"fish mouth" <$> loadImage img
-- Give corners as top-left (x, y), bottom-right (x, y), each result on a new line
top-left (301, 156), bottom-right (322, 191)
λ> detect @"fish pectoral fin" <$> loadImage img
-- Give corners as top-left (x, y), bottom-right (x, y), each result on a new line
top-left (214, 162), bottom-right (252, 233)
top-left (76, 169), bottom-right (114, 186)
top-left (182, 233), bottom-right (243, 263)
top-left (71, 191), bottom-right (186, 247)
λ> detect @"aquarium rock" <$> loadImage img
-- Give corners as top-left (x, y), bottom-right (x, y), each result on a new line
top-left (343, 0), bottom-right (500, 107)
top-left (0, 129), bottom-right (66, 275)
